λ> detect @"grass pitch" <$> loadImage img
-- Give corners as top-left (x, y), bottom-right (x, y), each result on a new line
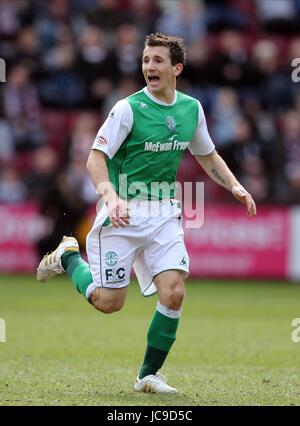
top-left (0, 275), bottom-right (300, 406)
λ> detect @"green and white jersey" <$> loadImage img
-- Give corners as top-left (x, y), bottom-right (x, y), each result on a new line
top-left (92, 87), bottom-right (214, 200)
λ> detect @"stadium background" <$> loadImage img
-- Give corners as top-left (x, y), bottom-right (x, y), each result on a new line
top-left (1, 0), bottom-right (300, 280)
top-left (1, 0), bottom-right (300, 408)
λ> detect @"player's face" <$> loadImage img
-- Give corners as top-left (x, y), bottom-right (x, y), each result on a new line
top-left (142, 46), bottom-right (183, 99)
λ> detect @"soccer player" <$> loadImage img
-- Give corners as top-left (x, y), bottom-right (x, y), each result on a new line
top-left (37, 33), bottom-right (256, 394)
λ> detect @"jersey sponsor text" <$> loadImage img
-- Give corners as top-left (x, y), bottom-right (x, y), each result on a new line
top-left (144, 140), bottom-right (189, 152)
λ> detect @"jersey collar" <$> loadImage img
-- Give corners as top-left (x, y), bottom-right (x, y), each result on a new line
top-left (143, 87), bottom-right (177, 106)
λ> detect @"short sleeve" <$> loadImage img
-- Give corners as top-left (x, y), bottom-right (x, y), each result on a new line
top-left (91, 99), bottom-right (133, 159)
top-left (188, 100), bottom-right (215, 156)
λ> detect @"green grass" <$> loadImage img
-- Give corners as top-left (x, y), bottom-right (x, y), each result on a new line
top-left (1, 275), bottom-right (300, 406)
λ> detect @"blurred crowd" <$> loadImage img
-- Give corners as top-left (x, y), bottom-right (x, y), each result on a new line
top-left (1, 0), bottom-right (300, 232)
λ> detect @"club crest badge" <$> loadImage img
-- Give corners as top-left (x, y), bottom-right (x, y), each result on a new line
top-left (105, 251), bottom-right (118, 267)
top-left (165, 116), bottom-right (176, 132)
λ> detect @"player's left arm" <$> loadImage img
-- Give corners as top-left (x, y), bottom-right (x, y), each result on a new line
top-left (195, 150), bottom-right (257, 217)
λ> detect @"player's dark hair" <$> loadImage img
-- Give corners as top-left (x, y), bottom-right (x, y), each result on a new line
top-left (144, 33), bottom-right (186, 66)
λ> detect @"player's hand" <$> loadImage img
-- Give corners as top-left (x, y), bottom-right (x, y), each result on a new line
top-left (232, 185), bottom-right (257, 217)
top-left (107, 196), bottom-right (130, 228)
top-left (96, 181), bottom-right (130, 228)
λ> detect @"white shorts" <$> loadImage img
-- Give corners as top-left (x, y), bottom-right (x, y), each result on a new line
top-left (85, 199), bottom-right (189, 299)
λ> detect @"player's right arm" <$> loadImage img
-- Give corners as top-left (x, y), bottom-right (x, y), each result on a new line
top-left (87, 99), bottom-right (133, 228)
top-left (86, 150), bottom-right (129, 228)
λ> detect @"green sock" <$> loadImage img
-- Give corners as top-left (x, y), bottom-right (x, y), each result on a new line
top-left (61, 252), bottom-right (92, 298)
top-left (139, 305), bottom-right (180, 379)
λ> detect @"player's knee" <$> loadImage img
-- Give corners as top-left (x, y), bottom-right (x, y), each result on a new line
top-left (90, 290), bottom-right (124, 314)
top-left (98, 303), bottom-right (123, 314)
top-left (162, 281), bottom-right (185, 310)
top-left (170, 286), bottom-right (185, 309)
top-left (93, 298), bottom-right (123, 314)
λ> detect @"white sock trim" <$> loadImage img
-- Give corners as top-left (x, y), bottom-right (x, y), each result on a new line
top-left (156, 302), bottom-right (181, 319)
top-left (86, 283), bottom-right (98, 300)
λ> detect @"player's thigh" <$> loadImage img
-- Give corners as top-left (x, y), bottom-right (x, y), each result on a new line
top-left (146, 217), bottom-right (189, 279)
top-left (146, 217), bottom-right (189, 309)
top-left (86, 224), bottom-right (137, 290)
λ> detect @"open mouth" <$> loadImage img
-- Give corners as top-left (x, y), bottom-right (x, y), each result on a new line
top-left (148, 76), bottom-right (160, 83)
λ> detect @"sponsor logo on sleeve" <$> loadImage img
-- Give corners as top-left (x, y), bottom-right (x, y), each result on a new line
top-left (95, 135), bottom-right (108, 146)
